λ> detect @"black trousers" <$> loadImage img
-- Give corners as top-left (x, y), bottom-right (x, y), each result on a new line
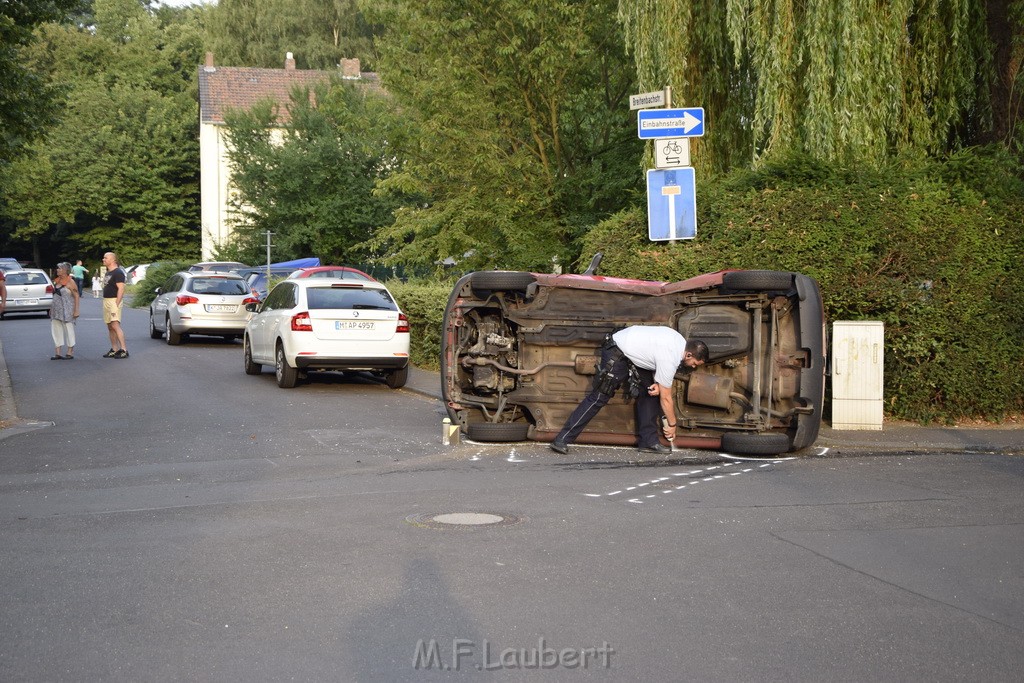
top-left (554, 345), bottom-right (662, 448)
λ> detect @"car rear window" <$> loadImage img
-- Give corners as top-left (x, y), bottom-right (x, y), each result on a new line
top-left (187, 278), bottom-right (248, 295)
top-left (306, 287), bottom-right (398, 311)
top-left (6, 272), bottom-right (48, 286)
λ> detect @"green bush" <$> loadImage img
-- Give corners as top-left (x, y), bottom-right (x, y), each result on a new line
top-left (128, 261), bottom-right (191, 309)
top-left (385, 279), bottom-right (453, 370)
top-left (580, 148), bottom-right (1024, 423)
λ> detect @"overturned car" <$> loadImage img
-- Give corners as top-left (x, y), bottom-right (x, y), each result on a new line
top-left (441, 262), bottom-right (826, 456)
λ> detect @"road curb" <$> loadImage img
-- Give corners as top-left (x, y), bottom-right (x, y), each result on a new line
top-left (0, 338), bottom-right (17, 423)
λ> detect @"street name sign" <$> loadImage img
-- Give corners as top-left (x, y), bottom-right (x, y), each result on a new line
top-left (647, 168), bottom-right (696, 241)
top-left (637, 107), bottom-right (705, 139)
top-left (629, 90), bottom-right (667, 110)
top-left (654, 137), bottom-right (691, 168)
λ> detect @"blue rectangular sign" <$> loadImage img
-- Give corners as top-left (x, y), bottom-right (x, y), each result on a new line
top-left (637, 107), bottom-right (705, 139)
top-left (647, 168), bottom-right (696, 241)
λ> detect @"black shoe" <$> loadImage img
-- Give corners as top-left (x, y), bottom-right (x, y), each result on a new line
top-left (113, 349), bottom-right (129, 359)
top-left (638, 443), bottom-right (672, 454)
top-left (550, 440), bottom-right (569, 454)
top-left (103, 349), bottom-right (116, 358)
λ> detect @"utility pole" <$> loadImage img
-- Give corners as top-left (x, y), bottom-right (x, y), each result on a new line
top-left (264, 231), bottom-right (275, 281)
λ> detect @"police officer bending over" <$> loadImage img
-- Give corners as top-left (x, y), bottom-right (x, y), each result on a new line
top-left (550, 326), bottom-right (708, 455)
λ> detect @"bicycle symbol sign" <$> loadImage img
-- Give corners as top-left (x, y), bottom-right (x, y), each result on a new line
top-left (654, 137), bottom-right (690, 169)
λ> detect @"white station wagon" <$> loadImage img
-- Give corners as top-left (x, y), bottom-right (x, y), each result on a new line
top-left (243, 279), bottom-right (410, 389)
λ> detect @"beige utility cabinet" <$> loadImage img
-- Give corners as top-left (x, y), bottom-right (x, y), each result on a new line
top-left (831, 321), bottom-right (884, 430)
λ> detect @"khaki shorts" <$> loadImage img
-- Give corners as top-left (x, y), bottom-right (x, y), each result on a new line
top-left (103, 298), bottom-right (123, 324)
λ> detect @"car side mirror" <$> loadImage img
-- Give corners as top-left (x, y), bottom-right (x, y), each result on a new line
top-left (245, 302), bottom-right (260, 312)
top-left (154, 287), bottom-right (162, 294)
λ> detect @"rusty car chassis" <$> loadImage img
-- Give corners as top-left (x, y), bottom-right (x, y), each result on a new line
top-left (441, 268), bottom-right (826, 456)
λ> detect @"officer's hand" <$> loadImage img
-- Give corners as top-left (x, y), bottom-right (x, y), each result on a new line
top-left (647, 383), bottom-right (660, 396)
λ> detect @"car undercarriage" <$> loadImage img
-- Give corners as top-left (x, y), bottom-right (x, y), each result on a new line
top-left (442, 268), bottom-right (826, 455)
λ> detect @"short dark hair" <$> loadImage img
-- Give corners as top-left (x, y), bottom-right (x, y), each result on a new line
top-left (686, 339), bottom-right (709, 362)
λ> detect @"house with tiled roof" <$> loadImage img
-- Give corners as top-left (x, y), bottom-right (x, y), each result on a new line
top-left (197, 52), bottom-right (380, 259)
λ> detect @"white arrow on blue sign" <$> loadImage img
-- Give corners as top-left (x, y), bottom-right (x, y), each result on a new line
top-left (637, 107), bottom-right (705, 139)
top-left (647, 168), bottom-right (696, 241)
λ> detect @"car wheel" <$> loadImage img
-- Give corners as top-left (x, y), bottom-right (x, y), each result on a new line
top-left (148, 311), bottom-right (162, 339)
top-left (275, 343), bottom-right (298, 388)
top-left (466, 422), bottom-right (530, 442)
top-left (166, 317), bottom-right (182, 345)
top-left (722, 270), bottom-right (793, 292)
top-left (469, 271), bottom-right (536, 296)
top-left (720, 432), bottom-right (791, 455)
top-left (385, 365), bottom-right (409, 389)
top-left (243, 337), bottom-right (261, 375)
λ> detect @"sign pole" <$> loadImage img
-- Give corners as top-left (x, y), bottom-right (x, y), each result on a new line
top-left (665, 86), bottom-right (674, 243)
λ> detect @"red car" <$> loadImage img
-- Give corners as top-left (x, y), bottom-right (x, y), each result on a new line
top-left (291, 266), bottom-right (376, 282)
top-left (441, 260), bottom-right (826, 456)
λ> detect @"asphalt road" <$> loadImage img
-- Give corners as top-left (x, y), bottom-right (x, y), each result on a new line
top-left (1, 297), bottom-right (1022, 681)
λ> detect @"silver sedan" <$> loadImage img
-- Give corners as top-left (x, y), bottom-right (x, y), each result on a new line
top-left (148, 271), bottom-right (258, 344)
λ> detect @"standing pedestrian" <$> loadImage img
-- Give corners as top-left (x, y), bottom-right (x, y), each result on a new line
top-left (101, 251), bottom-right (129, 359)
top-left (550, 326), bottom-right (708, 454)
top-left (49, 262), bottom-right (80, 359)
top-left (0, 268), bottom-right (6, 318)
top-left (70, 260), bottom-right (89, 297)
top-left (91, 276), bottom-right (101, 298)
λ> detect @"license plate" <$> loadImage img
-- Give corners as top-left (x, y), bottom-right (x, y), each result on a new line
top-left (335, 321), bottom-right (376, 330)
top-left (206, 304), bottom-right (236, 312)
top-left (18, 299), bottom-right (38, 306)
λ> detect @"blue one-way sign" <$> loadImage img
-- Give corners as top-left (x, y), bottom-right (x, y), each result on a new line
top-left (637, 108), bottom-right (705, 139)
top-left (647, 168), bottom-right (696, 240)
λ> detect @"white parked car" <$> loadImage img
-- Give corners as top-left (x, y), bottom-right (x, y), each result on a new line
top-left (1, 269), bottom-right (54, 318)
top-left (243, 279), bottom-right (410, 388)
top-left (149, 271), bottom-right (258, 344)
top-left (126, 263), bottom-right (151, 284)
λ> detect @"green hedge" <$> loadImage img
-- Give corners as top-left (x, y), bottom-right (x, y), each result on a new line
top-left (385, 279), bottom-right (452, 370)
top-left (579, 148), bottom-right (1024, 423)
top-left (128, 261), bottom-right (191, 309)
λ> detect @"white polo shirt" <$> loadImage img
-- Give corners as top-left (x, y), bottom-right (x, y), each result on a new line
top-left (612, 326), bottom-right (687, 388)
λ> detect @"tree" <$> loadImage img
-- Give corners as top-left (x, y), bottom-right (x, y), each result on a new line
top-left (363, 0), bottom-right (640, 272)
top-left (0, 0), bottom-right (84, 164)
top-left (205, 0), bottom-right (378, 70)
top-left (221, 80), bottom-right (408, 264)
top-left (618, 0), bottom-right (1017, 170)
top-left (0, 0), bottom-right (203, 266)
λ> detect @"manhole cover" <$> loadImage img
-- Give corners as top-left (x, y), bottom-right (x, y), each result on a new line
top-left (406, 512), bottom-right (522, 530)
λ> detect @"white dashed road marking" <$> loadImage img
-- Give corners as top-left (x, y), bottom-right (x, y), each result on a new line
top-left (585, 457), bottom-right (794, 504)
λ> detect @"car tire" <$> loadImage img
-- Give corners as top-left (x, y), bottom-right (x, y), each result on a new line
top-left (275, 343), bottom-right (298, 388)
top-left (385, 365), bottom-right (409, 389)
top-left (466, 422), bottom-right (530, 442)
top-left (243, 337), bottom-right (261, 375)
top-left (166, 317), bottom-right (182, 345)
top-left (722, 270), bottom-right (793, 292)
top-left (469, 271), bottom-right (536, 296)
top-left (149, 312), bottom-right (162, 339)
top-left (720, 432), bottom-right (791, 455)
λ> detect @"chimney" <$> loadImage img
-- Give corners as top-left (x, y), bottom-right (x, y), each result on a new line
top-left (339, 58), bottom-right (361, 79)
top-left (204, 52), bottom-right (214, 67)
top-left (285, 52), bottom-right (296, 70)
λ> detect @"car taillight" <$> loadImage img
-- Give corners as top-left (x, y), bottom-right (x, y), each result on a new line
top-left (396, 313), bottom-right (410, 333)
top-left (176, 295), bottom-right (199, 306)
top-left (45, 285), bottom-right (54, 294)
top-left (291, 312), bottom-right (312, 331)
top-left (242, 296), bottom-right (260, 305)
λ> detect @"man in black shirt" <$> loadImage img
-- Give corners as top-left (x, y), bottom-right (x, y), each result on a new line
top-left (101, 252), bottom-right (129, 359)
